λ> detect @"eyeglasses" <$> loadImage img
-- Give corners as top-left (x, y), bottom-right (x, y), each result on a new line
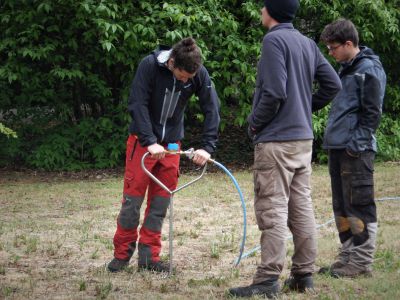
top-left (326, 43), bottom-right (345, 52)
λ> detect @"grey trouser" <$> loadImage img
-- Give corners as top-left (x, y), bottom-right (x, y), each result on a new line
top-left (252, 140), bottom-right (317, 284)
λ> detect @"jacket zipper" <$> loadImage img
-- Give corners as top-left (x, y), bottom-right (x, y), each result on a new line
top-left (161, 77), bottom-right (176, 142)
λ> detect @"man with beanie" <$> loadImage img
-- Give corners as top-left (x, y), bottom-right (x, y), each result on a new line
top-left (319, 19), bottom-right (386, 278)
top-left (228, 0), bottom-right (341, 297)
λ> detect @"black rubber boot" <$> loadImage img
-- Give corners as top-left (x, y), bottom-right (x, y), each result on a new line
top-left (107, 258), bottom-right (129, 272)
top-left (283, 273), bottom-right (313, 292)
top-left (228, 278), bottom-right (280, 298)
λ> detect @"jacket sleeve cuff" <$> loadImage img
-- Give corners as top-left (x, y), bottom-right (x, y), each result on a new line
top-left (138, 135), bottom-right (158, 148)
top-left (247, 115), bottom-right (257, 131)
top-left (201, 145), bottom-right (215, 155)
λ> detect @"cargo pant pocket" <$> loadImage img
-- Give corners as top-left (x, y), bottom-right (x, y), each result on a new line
top-left (253, 156), bottom-right (277, 199)
top-left (351, 178), bottom-right (374, 206)
top-left (255, 208), bottom-right (276, 231)
top-left (124, 137), bottom-right (138, 184)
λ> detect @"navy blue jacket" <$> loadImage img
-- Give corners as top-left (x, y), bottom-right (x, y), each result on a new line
top-left (248, 23), bottom-right (342, 144)
top-left (128, 50), bottom-right (220, 154)
top-left (323, 47), bottom-right (386, 153)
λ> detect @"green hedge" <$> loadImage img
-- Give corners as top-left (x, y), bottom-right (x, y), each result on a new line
top-left (1, 0), bottom-right (399, 170)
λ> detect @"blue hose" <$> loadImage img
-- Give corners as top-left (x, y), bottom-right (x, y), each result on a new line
top-left (239, 196), bottom-right (400, 260)
top-left (210, 159), bottom-right (247, 267)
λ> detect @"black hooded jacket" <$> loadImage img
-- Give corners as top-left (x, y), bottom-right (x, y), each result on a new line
top-left (323, 46), bottom-right (386, 153)
top-left (127, 49), bottom-right (220, 154)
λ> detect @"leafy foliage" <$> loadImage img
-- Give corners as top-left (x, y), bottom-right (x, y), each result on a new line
top-left (0, 0), bottom-right (399, 169)
top-left (27, 115), bottom-right (127, 170)
top-left (296, 0), bottom-right (400, 162)
top-left (0, 123), bottom-right (17, 138)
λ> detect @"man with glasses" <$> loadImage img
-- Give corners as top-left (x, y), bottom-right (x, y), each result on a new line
top-left (319, 18), bottom-right (386, 278)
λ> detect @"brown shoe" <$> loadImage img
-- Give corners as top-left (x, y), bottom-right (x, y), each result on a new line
top-left (318, 260), bottom-right (346, 274)
top-left (331, 263), bottom-right (372, 278)
top-left (331, 260), bottom-right (346, 269)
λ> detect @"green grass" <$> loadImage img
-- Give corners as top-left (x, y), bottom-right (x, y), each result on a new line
top-left (0, 162), bottom-right (399, 299)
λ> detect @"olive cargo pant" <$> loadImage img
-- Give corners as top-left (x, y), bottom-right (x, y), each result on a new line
top-left (252, 140), bottom-right (317, 284)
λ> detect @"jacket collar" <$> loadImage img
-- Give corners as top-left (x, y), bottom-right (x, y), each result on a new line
top-left (268, 23), bottom-right (294, 33)
top-left (340, 46), bottom-right (376, 70)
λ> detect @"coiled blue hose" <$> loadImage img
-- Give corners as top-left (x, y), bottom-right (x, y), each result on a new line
top-left (239, 196), bottom-right (400, 261)
top-left (210, 159), bottom-right (247, 266)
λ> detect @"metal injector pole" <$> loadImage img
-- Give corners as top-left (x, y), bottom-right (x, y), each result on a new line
top-left (141, 143), bottom-right (207, 275)
top-left (141, 143), bottom-right (248, 275)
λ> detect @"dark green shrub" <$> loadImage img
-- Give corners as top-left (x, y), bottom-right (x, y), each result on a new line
top-left (0, 1), bottom-right (399, 169)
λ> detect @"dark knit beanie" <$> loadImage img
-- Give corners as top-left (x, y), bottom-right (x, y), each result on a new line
top-left (264, 0), bottom-right (299, 23)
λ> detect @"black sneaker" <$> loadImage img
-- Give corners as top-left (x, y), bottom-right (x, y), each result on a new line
top-left (107, 258), bottom-right (129, 272)
top-left (138, 260), bottom-right (170, 273)
top-left (283, 273), bottom-right (313, 292)
top-left (228, 279), bottom-right (280, 298)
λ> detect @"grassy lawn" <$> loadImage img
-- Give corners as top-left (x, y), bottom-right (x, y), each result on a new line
top-left (0, 162), bottom-right (399, 299)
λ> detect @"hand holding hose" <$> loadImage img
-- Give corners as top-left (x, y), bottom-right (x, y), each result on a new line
top-left (192, 149), bottom-right (210, 166)
top-left (148, 143), bottom-right (210, 167)
top-left (147, 143), bottom-right (166, 160)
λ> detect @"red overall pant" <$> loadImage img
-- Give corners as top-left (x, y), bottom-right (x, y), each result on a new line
top-left (113, 135), bottom-right (180, 263)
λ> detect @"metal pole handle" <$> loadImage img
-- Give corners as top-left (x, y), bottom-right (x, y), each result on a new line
top-left (140, 150), bottom-right (208, 275)
top-left (140, 151), bottom-right (208, 194)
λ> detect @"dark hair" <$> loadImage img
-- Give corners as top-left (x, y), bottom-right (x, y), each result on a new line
top-left (320, 18), bottom-right (359, 46)
top-left (170, 37), bottom-right (202, 74)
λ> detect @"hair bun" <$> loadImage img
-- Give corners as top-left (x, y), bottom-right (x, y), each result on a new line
top-left (170, 37), bottom-right (202, 73)
top-left (181, 37), bottom-right (196, 51)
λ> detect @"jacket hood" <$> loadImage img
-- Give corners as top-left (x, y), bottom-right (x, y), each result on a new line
top-left (340, 46), bottom-right (381, 70)
top-left (153, 49), bottom-right (172, 69)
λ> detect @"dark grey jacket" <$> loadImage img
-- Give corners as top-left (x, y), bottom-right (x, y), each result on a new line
top-left (322, 47), bottom-right (386, 153)
top-left (128, 49), bottom-right (220, 154)
top-left (248, 23), bottom-right (341, 144)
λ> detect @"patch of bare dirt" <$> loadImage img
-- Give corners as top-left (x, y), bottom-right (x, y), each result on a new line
top-left (0, 167), bottom-right (125, 184)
